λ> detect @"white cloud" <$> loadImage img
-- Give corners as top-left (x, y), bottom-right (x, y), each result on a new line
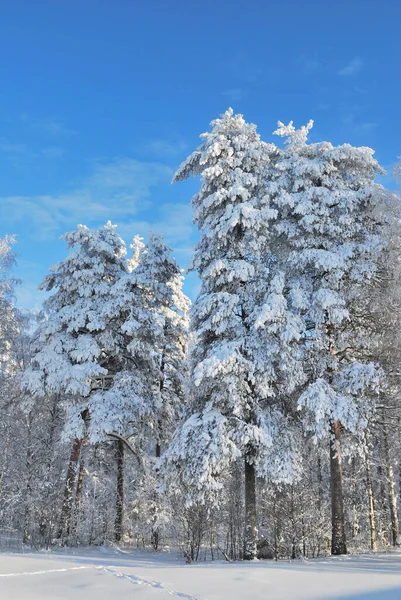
top-left (223, 58), bottom-right (263, 84)
top-left (0, 158), bottom-right (173, 239)
top-left (0, 138), bottom-right (64, 160)
top-left (145, 138), bottom-right (187, 157)
top-left (298, 55), bottom-right (321, 72)
top-left (338, 58), bottom-right (363, 77)
top-left (42, 147), bottom-right (65, 158)
top-left (0, 138), bottom-right (28, 154)
top-left (221, 89), bottom-right (247, 102)
top-left (341, 112), bottom-right (377, 136)
top-left (353, 121), bottom-right (377, 133)
top-left (20, 113), bottom-right (77, 137)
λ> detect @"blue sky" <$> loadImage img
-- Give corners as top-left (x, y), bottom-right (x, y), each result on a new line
top-left (0, 0), bottom-right (400, 308)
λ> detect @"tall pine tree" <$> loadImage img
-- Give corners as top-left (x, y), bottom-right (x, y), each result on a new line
top-left (269, 120), bottom-right (384, 555)
top-left (22, 222), bottom-right (132, 540)
top-left (134, 233), bottom-right (190, 547)
top-left (162, 109), bottom-right (302, 559)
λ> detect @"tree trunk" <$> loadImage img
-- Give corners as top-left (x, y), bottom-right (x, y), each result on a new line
top-left (70, 409), bottom-right (90, 541)
top-left (377, 464), bottom-right (388, 513)
top-left (114, 439), bottom-right (124, 543)
top-left (244, 456), bottom-right (257, 560)
top-left (330, 421), bottom-right (347, 555)
top-left (57, 437), bottom-right (82, 541)
top-left (317, 454), bottom-right (323, 514)
top-left (398, 416), bottom-right (401, 517)
top-left (383, 424), bottom-right (399, 545)
top-left (152, 345), bottom-right (166, 547)
top-left (0, 422), bottom-right (11, 503)
top-left (23, 412), bottom-right (34, 544)
top-left (69, 455), bottom-right (85, 541)
top-left (39, 394), bottom-right (60, 546)
top-left (364, 444), bottom-right (377, 551)
top-left (156, 341), bottom-right (166, 458)
top-left (75, 457), bottom-right (85, 505)
top-left (151, 435), bottom-right (161, 550)
top-left (398, 417), bottom-right (401, 517)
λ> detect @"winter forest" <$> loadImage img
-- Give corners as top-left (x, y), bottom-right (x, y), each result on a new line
top-left (3, 108), bottom-right (401, 565)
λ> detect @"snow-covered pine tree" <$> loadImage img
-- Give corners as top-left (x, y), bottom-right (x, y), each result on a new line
top-left (22, 221), bottom-right (129, 540)
top-left (162, 109), bottom-right (303, 560)
top-left (268, 120), bottom-right (385, 555)
top-left (136, 233), bottom-right (190, 456)
top-left (133, 232), bottom-right (190, 548)
top-left (87, 236), bottom-right (162, 449)
top-left (23, 222), bottom-right (127, 403)
top-left (362, 189), bottom-right (401, 547)
top-left (87, 233), bottom-right (189, 541)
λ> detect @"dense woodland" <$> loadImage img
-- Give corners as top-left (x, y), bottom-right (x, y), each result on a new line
top-left (1, 109), bottom-right (401, 562)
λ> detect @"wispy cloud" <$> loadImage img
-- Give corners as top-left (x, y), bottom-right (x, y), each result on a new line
top-left (353, 121), bottom-right (377, 134)
top-left (341, 112), bottom-right (377, 136)
top-left (338, 58), bottom-right (363, 77)
top-left (41, 147), bottom-right (65, 158)
top-left (0, 137), bottom-right (28, 154)
top-left (20, 113), bottom-right (77, 137)
top-left (221, 88), bottom-right (248, 102)
top-left (0, 158), bottom-right (173, 239)
top-left (0, 137), bottom-right (65, 160)
top-left (145, 138), bottom-right (187, 157)
top-left (219, 56), bottom-right (262, 107)
top-left (222, 56), bottom-right (263, 84)
top-left (298, 55), bottom-right (321, 73)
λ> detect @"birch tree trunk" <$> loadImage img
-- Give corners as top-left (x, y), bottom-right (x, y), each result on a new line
top-left (330, 420), bottom-right (347, 555)
top-left (398, 417), bottom-right (401, 517)
top-left (364, 443), bottom-right (377, 551)
top-left (383, 424), bottom-right (399, 545)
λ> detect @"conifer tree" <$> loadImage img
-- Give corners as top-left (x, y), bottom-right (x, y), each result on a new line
top-left (23, 222), bottom-right (127, 402)
top-left (22, 222), bottom-right (129, 539)
top-left (163, 109), bottom-right (302, 559)
top-left (135, 233), bottom-right (190, 547)
top-left (136, 233), bottom-right (190, 454)
top-left (268, 120), bottom-right (384, 555)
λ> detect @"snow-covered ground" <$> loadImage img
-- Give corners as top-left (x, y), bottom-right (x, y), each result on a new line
top-left (1, 547), bottom-right (401, 599)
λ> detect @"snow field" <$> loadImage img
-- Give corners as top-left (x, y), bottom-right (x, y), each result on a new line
top-left (1, 549), bottom-right (401, 599)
